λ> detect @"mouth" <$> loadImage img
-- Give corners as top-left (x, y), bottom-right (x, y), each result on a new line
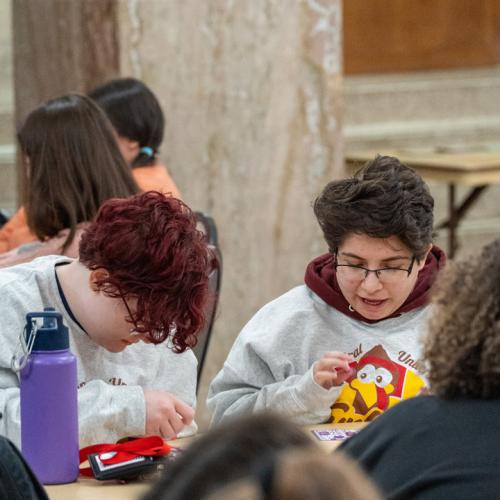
top-left (359, 297), bottom-right (387, 308)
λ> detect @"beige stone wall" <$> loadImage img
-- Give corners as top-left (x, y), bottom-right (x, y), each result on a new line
top-left (117, 0), bottom-right (344, 427)
top-left (0, 0), bottom-right (16, 214)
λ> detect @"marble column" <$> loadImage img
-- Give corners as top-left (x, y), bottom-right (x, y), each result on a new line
top-left (118, 0), bottom-right (344, 427)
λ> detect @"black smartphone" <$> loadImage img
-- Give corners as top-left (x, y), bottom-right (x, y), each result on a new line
top-left (88, 448), bottom-right (183, 481)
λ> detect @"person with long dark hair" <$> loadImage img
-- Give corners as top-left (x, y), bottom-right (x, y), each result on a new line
top-left (0, 93), bottom-right (138, 267)
top-left (0, 78), bottom-right (181, 254)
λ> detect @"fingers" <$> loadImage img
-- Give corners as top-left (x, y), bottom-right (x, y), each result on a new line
top-left (319, 351), bottom-right (353, 362)
top-left (313, 352), bottom-right (355, 390)
top-left (174, 398), bottom-right (195, 426)
top-left (316, 352), bottom-right (354, 373)
top-left (160, 413), bottom-right (183, 439)
top-left (158, 421), bottom-right (176, 440)
top-left (144, 390), bottom-right (195, 440)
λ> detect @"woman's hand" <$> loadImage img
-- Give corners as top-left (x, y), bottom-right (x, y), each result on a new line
top-left (313, 352), bottom-right (355, 390)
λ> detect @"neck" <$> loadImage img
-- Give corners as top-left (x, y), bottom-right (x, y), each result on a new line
top-left (55, 260), bottom-right (96, 333)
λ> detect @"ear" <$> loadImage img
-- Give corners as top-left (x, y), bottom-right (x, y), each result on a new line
top-left (416, 244), bottom-right (433, 271)
top-left (89, 268), bottom-right (110, 293)
top-left (123, 138), bottom-right (140, 155)
top-left (118, 135), bottom-right (140, 154)
top-left (116, 135), bottom-right (140, 164)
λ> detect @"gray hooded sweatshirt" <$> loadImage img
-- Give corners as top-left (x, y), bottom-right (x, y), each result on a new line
top-left (207, 285), bottom-right (430, 425)
top-left (0, 256), bottom-right (197, 447)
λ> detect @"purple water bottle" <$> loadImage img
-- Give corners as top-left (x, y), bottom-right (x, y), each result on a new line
top-left (20, 307), bottom-right (79, 484)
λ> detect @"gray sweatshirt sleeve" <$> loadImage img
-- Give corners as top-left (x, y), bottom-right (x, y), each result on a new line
top-left (75, 344), bottom-right (199, 445)
top-left (144, 346), bottom-right (198, 438)
top-left (0, 376), bottom-right (145, 448)
top-left (0, 374), bottom-right (23, 447)
top-left (208, 361), bottom-right (341, 425)
top-left (76, 381), bottom-right (145, 447)
top-left (0, 337), bottom-right (198, 448)
top-left (207, 294), bottom-right (343, 425)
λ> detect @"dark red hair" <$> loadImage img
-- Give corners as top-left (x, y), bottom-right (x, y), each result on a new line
top-left (79, 191), bottom-right (210, 353)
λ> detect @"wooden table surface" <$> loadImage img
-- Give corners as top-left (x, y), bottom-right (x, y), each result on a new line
top-left (45, 423), bottom-right (367, 499)
top-left (346, 149), bottom-right (500, 185)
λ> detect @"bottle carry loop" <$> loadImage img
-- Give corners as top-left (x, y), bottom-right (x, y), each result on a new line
top-left (11, 320), bottom-right (39, 373)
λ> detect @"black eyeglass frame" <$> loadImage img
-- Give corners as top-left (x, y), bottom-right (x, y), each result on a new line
top-left (120, 294), bottom-right (168, 339)
top-left (120, 294), bottom-right (142, 333)
top-left (334, 252), bottom-right (416, 281)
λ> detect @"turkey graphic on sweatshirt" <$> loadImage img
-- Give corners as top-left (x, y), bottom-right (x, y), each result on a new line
top-left (330, 344), bottom-right (425, 422)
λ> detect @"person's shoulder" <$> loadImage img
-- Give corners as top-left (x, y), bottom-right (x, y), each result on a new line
top-left (375, 303), bottom-right (432, 332)
top-left (120, 339), bottom-right (197, 365)
top-left (0, 255), bottom-right (71, 287)
top-left (234, 286), bottom-right (306, 334)
top-left (236, 285), bottom-right (339, 347)
top-left (363, 396), bottom-right (440, 437)
top-left (339, 397), bottom-right (438, 456)
top-left (386, 394), bottom-right (438, 415)
top-left (253, 285), bottom-right (320, 317)
top-left (132, 162), bottom-right (180, 197)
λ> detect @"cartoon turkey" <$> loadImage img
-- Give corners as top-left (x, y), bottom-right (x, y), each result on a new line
top-left (330, 344), bottom-right (425, 422)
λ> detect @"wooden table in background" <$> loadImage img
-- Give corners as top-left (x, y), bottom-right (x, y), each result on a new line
top-left (346, 149), bottom-right (500, 258)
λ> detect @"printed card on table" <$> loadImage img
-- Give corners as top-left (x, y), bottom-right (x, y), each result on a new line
top-left (311, 429), bottom-right (358, 441)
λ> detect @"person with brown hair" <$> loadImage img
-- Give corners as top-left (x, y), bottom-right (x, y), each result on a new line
top-left (143, 413), bottom-right (381, 500)
top-left (0, 94), bottom-right (139, 267)
top-left (143, 413), bottom-right (315, 500)
top-left (0, 78), bottom-right (181, 255)
top-left (208, 155), bottom-right (446, 425)
top-left (203, 449), bottom-right (382, 500)
top-left (339, 237), bottom-right (500, 499)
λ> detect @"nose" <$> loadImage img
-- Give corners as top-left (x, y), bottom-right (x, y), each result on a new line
top-left (359, 271), bottom-right (383, 293)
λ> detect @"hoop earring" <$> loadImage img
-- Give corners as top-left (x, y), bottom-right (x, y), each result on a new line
top-left (348, 304), bottom-right (354, 312)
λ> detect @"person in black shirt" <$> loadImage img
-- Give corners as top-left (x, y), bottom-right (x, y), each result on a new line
top-left (0, 436), bottom-right (48, 500)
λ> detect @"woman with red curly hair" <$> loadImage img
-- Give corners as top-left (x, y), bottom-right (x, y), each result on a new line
top-left (0, 191), bottom-right (210, 447)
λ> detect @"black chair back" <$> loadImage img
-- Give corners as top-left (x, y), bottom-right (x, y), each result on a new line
top-left (193, 211), bottom-right (222, 389)
top-left (0, 209), bottom-right (10, 228)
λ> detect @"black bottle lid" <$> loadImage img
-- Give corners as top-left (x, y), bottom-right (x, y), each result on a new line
top-left (24, 307), bottom-right (69, 351)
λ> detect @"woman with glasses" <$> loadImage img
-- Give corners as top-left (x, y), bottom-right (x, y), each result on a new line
top-left (338, 238), bottom-right (500, 499)
top-left (208, 155), bottom-right (446, 425)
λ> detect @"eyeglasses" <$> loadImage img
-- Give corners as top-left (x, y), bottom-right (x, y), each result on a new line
top-left (335, 255), bottom-right (416, 284)
top-left (120, 295), bottom-right (144, 335)
top-left (120, 295), bottom-right (167, 340)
